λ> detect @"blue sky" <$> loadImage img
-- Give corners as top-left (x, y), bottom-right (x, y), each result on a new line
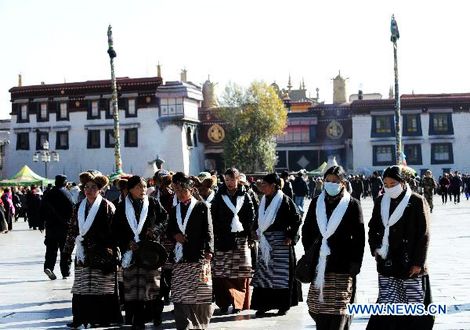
top-left (1, 0), bottom-right (470, 118)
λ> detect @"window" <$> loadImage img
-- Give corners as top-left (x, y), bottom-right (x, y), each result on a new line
top-left (431, 143), bottom-right (453, 164)
top-left (403, 114), bottom-right (422, 136)
top-left (373, 145), bottom-right (395, 166)
top-left (404, 144), bottom-right (422, 165)
top-left (105, 129), bottom-right (116, 148)
top-left (429, 113), bottom-right (453, 135)
top-left (58, 102), bottom-right (68, 120)
top-left (105, 99), bottom-right (113, 119)
top-left (125, 128), bottom-right (138, 147)
top-left (17, 104), bottom-right (29, 123)
top-left (16, 133), bottom-right (29, 150)
top-left (38, 103), bottom-right (48, 121)
top-left (56, 131), bottom-right (69, 149)
top-left (87, 130), bottom-right (101, 148)
top-left (371, 115), bottom-right (394, 137)
top-left (126, 99), bottom-right (137, 117)
top-left (186, 127), bottom-right (194, 147)
top-left (277, 126), bottom-right (310, 144)
top-left (36, 132), bottom-right (49, 150)
top-left (88, 101), bottom-right (101, 119)
top-left (160, 98), bottom-right (184, 117)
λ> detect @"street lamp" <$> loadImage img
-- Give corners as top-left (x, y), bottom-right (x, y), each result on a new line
top-left (390, 14), bottom-right (402, 165)
top-left (33, 140), bottom-right (59, 178)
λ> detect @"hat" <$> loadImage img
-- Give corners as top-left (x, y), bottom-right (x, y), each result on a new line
top-left (239, 173), bottom-right (247, 184)
top-left (153, 169), bottom-right (172, 186)
top-left (79, 170), bottom-right (109, 190)
top-left (55, 175), bottom-right (67, 187)
top-left (383, 165), bottom-right (405, 182)
top-left (196, 172), bottom-right (217, 187)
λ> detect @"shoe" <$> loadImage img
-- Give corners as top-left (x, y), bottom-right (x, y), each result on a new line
top-left (255, 310), bottom-right (266, 317)
top-left (232, 308), bottom-right (241, 314)
top-left (218, 307), bottom-right (229, 315)
top-left (44, 268), bottom-right (57, 280)
top-left (277, 308), bottom-right (288, 316)
top-left (66, 322), bottom-right (82, 328)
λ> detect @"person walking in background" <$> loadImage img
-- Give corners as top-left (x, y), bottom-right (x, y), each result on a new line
top-left (450, 171), bottom-right (463, 204)
top-left (367, 166), bottom-right (433, 329)
top-left (1, 188), bottom-right (15, 231)
top-left (251, 173), bottom-right (302, 317)
top-left (351, 176), bottom-right (364, 201)
top-left (211, 168), bottom-right (255, 314)
top-left (302, 166), bottom-right (365, 330)
top-left (422, 170), bottom-right (437, 213)
top-left (40, 175), bottom-right (74, 280)
top-left (26, 185), bottom-right (43, 230)
top-left (292, 170), bottom-right (309, 216)
top-left (370, 172), bottom-right (383, 201)
top-left (69, 182), bottom-right (81, 205)
top-left (280, 171), bottom-right (294, 199)
top-left (439, 173), bottom-right (450, 204)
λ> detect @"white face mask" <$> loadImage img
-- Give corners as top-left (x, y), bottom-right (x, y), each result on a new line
top-left (324, 182), bottom-right (342, 196)
top-left (384, 183), bottom-right (403, 199)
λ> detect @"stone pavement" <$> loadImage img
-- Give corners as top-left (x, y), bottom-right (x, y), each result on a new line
top-left (0, 196), bottom-right (469, 329)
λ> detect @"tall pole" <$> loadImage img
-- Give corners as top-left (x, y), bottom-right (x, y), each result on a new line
top-left (391, 15), bottom-right (402, 165)
top-left (107, 25), bottom-right (123, 174)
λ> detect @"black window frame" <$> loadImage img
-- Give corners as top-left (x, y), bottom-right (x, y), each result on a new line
top-left (16, 132), bottom-right (29, 150)
top-left (36, 131), bottom-right (49, 150)
top-left (429, 113), bottom-right (454, 135)
top-left (125, 98), bottom-right (137, 118)
top-left (402, 113), bottom-right (422, 136)
top-left (87, 130), bottom-right (101, 149)
top-left (87, 100), bottom-right (101, 120)
top-left (124, 128), bottom-right (138, 147)
top-left (56, 102), bottom-right (70, 121)
top-left (105, 129), bottom-right (115, 148)
top-left (403, 144), bottom-right (422, 165)
top-left (56, 131), bottom-right (69, 150)
top-left (371, 115), bottom-right (395, 137)
top-left (36, 102), bottom-right (50, 122)
top-left (372, 145), bottom-right (396, 166)
top-left (431, 143), bottom-right (454, 164)
top-left (16, 103), bottom-right (30, 123)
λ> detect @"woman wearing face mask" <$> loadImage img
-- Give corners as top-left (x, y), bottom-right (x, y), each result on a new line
top-left (367, 165), bottom-right (433, 330)
top-left (302, 166), bottom-right (365, 330)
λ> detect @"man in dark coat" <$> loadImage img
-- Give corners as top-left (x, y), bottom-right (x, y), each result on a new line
top-left (292, 170), bottom-right (309, 215)
top-left (370, 172), bottom-right (383, 200)
top-left (40, 175), bottom-right (74, 280)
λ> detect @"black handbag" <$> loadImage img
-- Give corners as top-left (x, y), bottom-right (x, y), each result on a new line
top-left (295, 236), bottom-right (321, 283)
top-left (134, 240), bottom-right (168, 270)
top-left (85, 245), bottom-right (116, 273)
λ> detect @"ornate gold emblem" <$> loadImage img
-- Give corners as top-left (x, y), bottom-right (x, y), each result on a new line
top-left (208, 124), bottom-right (225, 143)
top-left (326, 120), bottom-right (343, 139)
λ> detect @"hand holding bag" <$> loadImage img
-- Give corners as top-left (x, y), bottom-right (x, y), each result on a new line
top-left (295, 236), bottom-right (321, 283)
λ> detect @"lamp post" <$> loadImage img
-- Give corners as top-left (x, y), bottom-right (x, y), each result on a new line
top-left (391, 14), bottom-right (402, 165)
top-left (33, 140), bottom-right (59, 178)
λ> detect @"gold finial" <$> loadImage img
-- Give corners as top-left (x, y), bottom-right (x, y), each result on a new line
top-left (18, 74), bottom-right (22, 87)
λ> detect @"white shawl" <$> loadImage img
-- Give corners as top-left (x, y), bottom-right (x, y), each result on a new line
top-left (315, 190), bottom-right (351, 301)
top-left (75, 195), bottom-right (103, 263)
top-left (222, 194), bottom-right (245, 232)
top-left (205, 191), bottom-right (215, 206)
top-left (121, 195), bottom-right (150, 268)
top-left (174, 197), bottom-right (197, 263)
top-left (257, 190), bottom-right (284, 266)
top-left (376, 183), bottom-right (412, 260)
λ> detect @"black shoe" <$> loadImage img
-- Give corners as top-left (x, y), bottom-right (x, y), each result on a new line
top-left (277, 308), bottom-right (288, 316)
top-left (218, 307), bottom-right (229, 315)
top-left (44, 268), bottom-right (57, 280)
top-left (255, 310), bottom-right (266, 317)
top-left (66, 322), bottom-right (82, 329)
top-left (232, 308), bottom-right (241, 314)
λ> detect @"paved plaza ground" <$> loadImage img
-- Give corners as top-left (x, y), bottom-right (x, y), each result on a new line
top-left (0, 196), bottom-right (469, 329)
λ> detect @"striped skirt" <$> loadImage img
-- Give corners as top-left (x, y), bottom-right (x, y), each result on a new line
top-left (72, 266), bottom-right (116, 295)
top-left (307, 273), bottom-right (354, 315)
top-left (252, 231), bottom-right (290, 289)
top-left (171, 260), bottom-right (212, 304)
top-left (213, 237), bottom-right (253, 279)
top-left (123, 266), bottom-right (160, 301)
top-left (377, 274), bottom-right (425, 304)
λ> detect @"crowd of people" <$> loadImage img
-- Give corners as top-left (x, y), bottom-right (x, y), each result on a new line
top-left (2, 164), bottom-right (467, 329)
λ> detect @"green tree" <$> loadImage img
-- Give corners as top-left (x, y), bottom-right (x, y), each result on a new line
top-left (217, 81), bottom-right (287, 173)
